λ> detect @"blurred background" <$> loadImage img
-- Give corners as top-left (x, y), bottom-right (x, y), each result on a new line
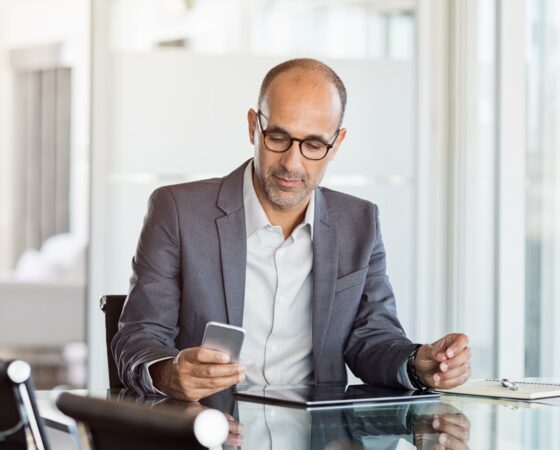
top-left (0, 0), bottom-right (557, 398)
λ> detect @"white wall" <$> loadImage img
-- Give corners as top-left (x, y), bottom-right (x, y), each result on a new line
top-left (88, 51), bottom-right (414, 388)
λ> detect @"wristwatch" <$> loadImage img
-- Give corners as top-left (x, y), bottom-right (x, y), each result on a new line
top-left (406, 344), bottom-right (427, 390)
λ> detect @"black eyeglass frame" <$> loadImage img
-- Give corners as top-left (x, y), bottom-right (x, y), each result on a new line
top-left (256, 110), bottom-right (340, 161)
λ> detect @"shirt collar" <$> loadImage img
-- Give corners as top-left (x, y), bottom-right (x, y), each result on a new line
top-left (243, 161), bottom-right (314, 239)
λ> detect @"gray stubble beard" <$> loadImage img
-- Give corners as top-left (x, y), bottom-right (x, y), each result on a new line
top-left (257, 169), bottom-right (314, 210)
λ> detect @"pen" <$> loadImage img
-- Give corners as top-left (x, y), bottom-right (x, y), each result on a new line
top-left (500, 378), bottom-right (520, 391)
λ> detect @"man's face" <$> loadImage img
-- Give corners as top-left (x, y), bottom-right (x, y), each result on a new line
top-left (248, 71), bottom-right (347, 211)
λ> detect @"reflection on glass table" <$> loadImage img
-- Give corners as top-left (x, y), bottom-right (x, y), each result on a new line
top-left (235, 383), bottom-right (440, 407)
top-left (36, 388), bottom-right (560, 450)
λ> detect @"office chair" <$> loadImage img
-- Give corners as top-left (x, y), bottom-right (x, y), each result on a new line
top-left (99, 295), bottom-right (126, 389)
top-left (56, 392), bottom-right (229, 450)
top-left (0, 359), bottom-right (51, 450)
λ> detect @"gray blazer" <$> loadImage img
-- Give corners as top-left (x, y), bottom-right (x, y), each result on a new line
top-left (112, 160), bottom-right (417, 392)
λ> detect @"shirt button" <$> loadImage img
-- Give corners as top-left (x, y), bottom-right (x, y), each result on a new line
top-left (271, 344), bottom-right (277, 352)
top-left (270, 409), bottom-right (277, 418)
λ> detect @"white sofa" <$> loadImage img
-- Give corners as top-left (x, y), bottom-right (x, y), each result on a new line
top-left (0, 233), bottom-right (86, 347)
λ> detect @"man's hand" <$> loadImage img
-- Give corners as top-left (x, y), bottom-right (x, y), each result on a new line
top-left (223, 412), bottom-right (244, 449)
top-left (153, 401), bottom-right (244, 448)
top-left (413, 408), bottom-right (471, 450)
top-left (150, 347), bottom-right (245, 401)
top-left (414, 333), bottom-right (471, 389)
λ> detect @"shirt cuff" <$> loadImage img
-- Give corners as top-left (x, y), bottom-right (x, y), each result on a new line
top-left (397, 360), bottom-right (416, 390)
top-left (142, 357), bottom-right (174, 396)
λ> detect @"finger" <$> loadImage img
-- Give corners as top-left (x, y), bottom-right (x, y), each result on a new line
top-left (186, 372), bottom-right (245, 390)
top-left (181, 347), bottom-right (232, 364)
top-left (438, 363), bottom-right (470, 380)
top-left (437, 432), bottom-right (469, 450)
top-left (439, 347), bottom-right (471, 372)
top-left (415, 433), bottom-right (440, 447)
top-left (444, 334), bottom-right (469, 359)
top-left (188, 362), bottom-right (244, 378)
top-left (429, 342), bottom-right (449, 363)
top-left (224, 417), bottom-right (244, 446)
top-left (431, 334), bottom-right (469, 361)
top-left (433, 418), bottom-right (469, 441)
top-left (227, 420), bottom-right (244, 435)
top-left (418, 345), bottom-right (446, 364)
top-left (225, 433), bottom-right (244, 447)
top-left (436, 413), bottom-right (471, 430)
top-left (416, 344), bottom-right (442, 366)
top-left (435, 368), bottom-right (471, 389)
top-left (182, 385), bottom-right (232, 402)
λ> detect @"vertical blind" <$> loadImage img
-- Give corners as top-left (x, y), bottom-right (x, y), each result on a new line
top-left (13, 67), bottom-right (71, 257)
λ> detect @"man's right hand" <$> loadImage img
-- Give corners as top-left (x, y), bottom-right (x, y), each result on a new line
top-left (149, 347), bottom-right (245, 401)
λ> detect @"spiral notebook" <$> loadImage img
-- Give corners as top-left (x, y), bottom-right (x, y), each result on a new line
top-left (437, 379), bottom-right (560, 400)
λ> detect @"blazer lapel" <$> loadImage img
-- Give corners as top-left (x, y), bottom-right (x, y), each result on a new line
top-left (312, 188), bottom-right (339, 370)
top-left (215, 161), bottom-right (250, 327)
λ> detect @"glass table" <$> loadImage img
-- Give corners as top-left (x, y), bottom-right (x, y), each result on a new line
top-left (36, 388), bottom-right (560, 449)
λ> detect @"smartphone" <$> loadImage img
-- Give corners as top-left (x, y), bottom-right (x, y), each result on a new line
top-left (201, 321), bottom-right (245, 363)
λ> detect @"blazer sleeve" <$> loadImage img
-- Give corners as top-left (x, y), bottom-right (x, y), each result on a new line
top-left (343, 205), bottom-right (418, 388)
top-left (111, 187), bottom-right (183, 393)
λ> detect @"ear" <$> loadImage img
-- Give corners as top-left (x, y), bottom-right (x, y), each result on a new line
top-left (328, 128), bottom-right (347, 161)
top-left (247, 109), bottom-right (257, 145)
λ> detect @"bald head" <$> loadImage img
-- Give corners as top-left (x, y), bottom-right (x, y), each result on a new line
top-left (258, 58), bottom-right (347, 127)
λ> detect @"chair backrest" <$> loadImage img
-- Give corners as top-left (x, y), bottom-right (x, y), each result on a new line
top-left (0, 359), bottom-right (51, 450)
top-left (99, 295), bottom-right (127, 389)
top-left (56, 393), bottom-right (228, 450)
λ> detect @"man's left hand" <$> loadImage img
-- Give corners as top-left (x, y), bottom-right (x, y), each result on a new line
top-left (414, 333), bottom-right (471, 389)
top-left (413, 406), bottom-right (471, 450)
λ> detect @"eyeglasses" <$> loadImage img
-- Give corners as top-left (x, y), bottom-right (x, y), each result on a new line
top-left (256, 110), bottom-right (340, 161)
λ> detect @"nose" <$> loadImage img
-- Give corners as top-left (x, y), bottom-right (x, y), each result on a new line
top-left (278, 140), bottom-right (304, 173)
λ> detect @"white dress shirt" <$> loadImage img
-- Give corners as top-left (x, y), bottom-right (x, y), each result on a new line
top-left (239, 161), bottom-right (314, 385)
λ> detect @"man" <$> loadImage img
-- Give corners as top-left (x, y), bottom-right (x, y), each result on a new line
top-left (113, 58), bottom-right (471, 401)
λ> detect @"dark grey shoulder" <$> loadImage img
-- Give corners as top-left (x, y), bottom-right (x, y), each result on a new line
top-left (317, 186), bottom-right (377, 215)
top-left (153, 160), bottom-right (249, 209)
top-left (157, 176), bottom-right (222, 197)
top-left (150, 177), bottom-right (222, 209)
top-left (142, 177), bottom-right (225, 226)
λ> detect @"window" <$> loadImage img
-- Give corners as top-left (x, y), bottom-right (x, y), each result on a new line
top-left (525, 0), bottom-right (560, 377)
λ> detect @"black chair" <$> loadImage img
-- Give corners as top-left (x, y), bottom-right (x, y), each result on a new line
top-left (56, 392), bottom-right (228, 450)
top-left (0, 359), bottom-right (51, 450)
top-left (99, 295), bottom-right (127, 389)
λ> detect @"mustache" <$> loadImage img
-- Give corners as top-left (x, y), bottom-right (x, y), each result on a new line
top-left (271, 167), bottom-right (306, 181)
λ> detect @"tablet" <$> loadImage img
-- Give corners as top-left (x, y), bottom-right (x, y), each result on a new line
top-left (234, 384), bottom-right (440, 408)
